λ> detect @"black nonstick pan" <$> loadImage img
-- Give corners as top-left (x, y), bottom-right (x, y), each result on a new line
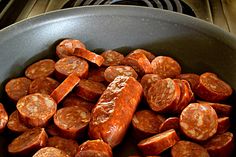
top-left (0, 5), bottom-right (236, 157)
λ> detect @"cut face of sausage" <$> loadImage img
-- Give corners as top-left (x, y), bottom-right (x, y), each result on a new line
top-left (55, 56), bottom-right (89, 80)
top-left (146, 78), bottom-right (181, 113)
top-left (75, 140), bottom-right (113, 157)
top-left (33, 147), bottom-right (70, 157)
top-left (56, 39), bottom-right (86, 58)
top-left (47, 136), bottom-right (79, 157)
top-left (73, 48), bottom-right (104, 66)
top-left (100, 50), bottom-right (124, 66)
top-left (132, 110), bottom-right (165, 140)
top-left (104, 65), bottom-right (138, 82)
top-left (75, 79), bottom-right (106, 102)
top-left (137, 129), bottom-right (179, 156)
top-left (151, 56), bottom-right (181, 79)
top-left (62, 93), bottom-right (95, 111)
top-left (17, 93), bottom-right (57, 127)
top-left (5, 77), bottom-right (31, 102)
top-left (171, 140), bottom-right (209, 157)
top-left (132, 49), bottom-right (155, 62)
top-left (122, 52), bottom-right (153, 76)
top-left (0, 103), bottom-right (8, 133)
top-left (25, 59), bottom-right (55, 80)
top-left (8, 128), bottom-right (48, 155)
top-left (88, 67), bottom-right (106, 83)
top-left (29, 77), bottom-right (60, 95)
top-left (216, 117), bottom-right (230, 135)
top-left (140, 74), bottom-right (161, 97)
top-left (54, 106), bottom-right (91, 139)
top-left (159, 117), bottom-right (180, 133)
top-left (203, 132), bottom-right (234, 157)
top-left (180, 103), bottom-right (218, 141)
top-left (195, 72), bottom-right (233, 102)
top-left (7, 110), bottom-right (29, 133)
top-left (89, 76), bottom-right (142, 147)
top-left (176, 73), bottom-right (200, 92)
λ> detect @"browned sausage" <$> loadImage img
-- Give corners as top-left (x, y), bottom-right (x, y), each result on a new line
top-left (176, 73), bottom-right (200, 92)
top-left (146, 78), bottom-right (181, 113)
top-left (140, 74), bottom-right (161, 97)
top-left (62, 93), bottom-right (95, 111)
top-left (7, 110), bottom-right (29, 133)
top-left (88, 67), bottom-right (106, 83)
top-left (159, 117), bottom-right (179, 133)
top-left (5, 77), bottom-right (31, 102)
top-left (203, 132), bottom-right (234, 157)
top-left (75, 79), bottom-right (106, 102)
top-left (47, 136), bottom-right (79, 157)
top-left (25, 59), bottom-right (55, 80)
top-left (122, 51), bottom-right (152, 76)
top-left (197, 101), bottom-right (232, 117)
top-left (45, 123), bottom-right (60, 136)
top-left (55, 56), bottom-right (88, 80)
top-left (73, 48), bottom-right (104, 66)
top-left (137, 129), bottom-right (179, 156)
top-left (75, 139), bottom-right (112, 157)
top-left (29, 77), bottom-right (60, 95)
top-left (195, 72), bottom-right (233, 102)
top-left (17, 93), bottom-right (57, 127)
top-left (132, 49), bottom-right (155, 62)
top-left (132, 110), bottom-right (165, 140)
top-left (89, 76), bottom-right (142, 147)
top-left (100, 50), bottom-right (125, 66)
top-left (33, 147), bottom-right (69, 157)
top-left (50, 72), bottom-right (81, 104)
top-left (8, 128), bottom-right (48, 155)
top-left (151, 56), bottom-right (181, 79)
top-left (104, 65), bottom-right (138, 82)
top-left (54, 106), bottom-right (91, 139)
top-left (0, 103), bottom-right (8, 133)
top-left (171, 140), bottom-right (209, 157)
top-left (56, 39), bottom-right (86, 58)
top-left (217, 117), bottom-right (230, 134)
top-left (180, 103), bottom-right (218, 141)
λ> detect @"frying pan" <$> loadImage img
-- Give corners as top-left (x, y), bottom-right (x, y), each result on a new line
top-left (0, 5), bottom-right (236, 157)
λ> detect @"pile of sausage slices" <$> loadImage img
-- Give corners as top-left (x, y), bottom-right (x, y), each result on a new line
top-left (0, 39), bottom-right (234, 157)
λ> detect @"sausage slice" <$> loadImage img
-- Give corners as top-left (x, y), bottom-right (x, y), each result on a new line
top-left (140, 74), bottom-right (161, 97)
top-left (7, 110), bottom-right (29, 133)
top-left (217, 117), bottom-right (230, 135)
top-left (132, 49), bottom-right (155, 62)
top-left (100, 50), bottom-right (124, 66)
top-left (159, 117), bottom-right (180, 133)
top-left (33, 147), bottom-right (69, 157)
top-left (0, 103), bottom-right (8, 133)
top-left (17, 93), bottom-right (57, 127)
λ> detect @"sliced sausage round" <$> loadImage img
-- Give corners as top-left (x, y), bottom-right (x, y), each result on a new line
top-left (151, 56), bottom-right (181, 79)
top-left (54, 106), bottom-right (91, 139)
top-left (100, 50), bottom-right (124, 66)
top-left (159, 117), bottom-right (180, 133)
top-left (104, 65), bottom-right (138, 82)
top-left (122, 51), bottom-right (153, 76)
top-left (16, 93), bottom-right (57, 127)
top-left (0, 103), bottom-right (8, 133)
top-left (55, 56), bottom-right (89, 80)
top-left (203, 132), bottom-right (234, 157)
top-left (75, 139), bottom-right (112, 157)
top-left (176, 73), bottom-right (200, 92)
top-left (29, 77), bottom-right (60, 95)
top-left (171, 140), bottom-right (209, 157)
top-left (137, 129), bottom-right (179, 156)
top-left (180, 103), bottom-right (218, 141)
top-left (89, 76), bottom-right (142, 147)
top-left (217, 117), bottom-right (230, 134)
top-left (56, 39), bottom-right (86, 58)
top-left (132, 110), bottom-right (165, 140)
top-left (7, 110), bottom-right (29, 133)
top-left (47, 136), bottom-right (79, 157)
top-left (195, 72), bottom-right (233, 102)
top-left (88, 67), bottom-right (106, 83)
top-left (140, 74), bottom-right (161, 97)
top-left (75, 79), bottom-right (106, 102)
top-left (25, 59), bottom-right (55, 80)
top-left (45, 123), bottom-right (60, 136)
top-left (5, 77), bottom-right (31, 102)
top-left (132, 49), bottom-right (155, 62)
top-left (8, 128), bottom-right (48, 155)
top-left (73, 48), bottom-right (104, 66)
top-left (33, 147), bottom-right (69, 157)
top-left (146, 78), bottom-right (181, 113)
top-left (62, 93), bottom-right (95, 111)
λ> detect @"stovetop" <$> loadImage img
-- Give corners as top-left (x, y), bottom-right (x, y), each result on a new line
top-left (0, 0), bottom-right (236, 35)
